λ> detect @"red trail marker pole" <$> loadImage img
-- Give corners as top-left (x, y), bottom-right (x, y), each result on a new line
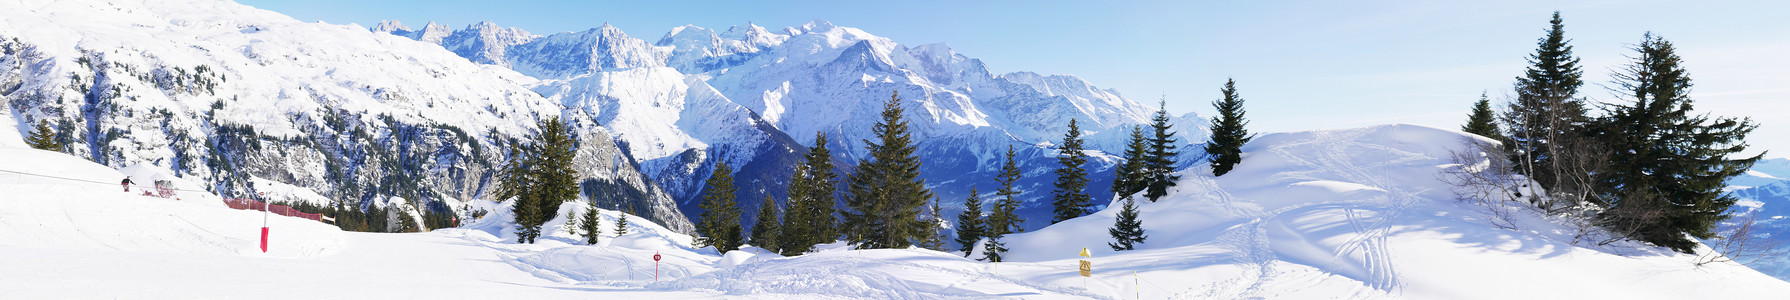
top-left (259, 192), bottom-right (269, 253)
top-left (653, 252), bottom-right (662, 282)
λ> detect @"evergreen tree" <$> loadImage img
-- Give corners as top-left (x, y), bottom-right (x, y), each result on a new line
top-left (504, 117), bottom-right (580, 244)
top-left (1143, 101), bottom-right (1181, 201)
top-left (614, 207), bottom-right (630, 236)
top-left (579, 206), bottom-right (601, 245)
top-left (920, 196), bottom-right (947, 251)
top-left (497, 143), bottom-right (540, 243)
top-left (954, 188), bottom-right (987, 257)
top-left (25, 120), bottom-right (62, 151)
top-left (1051, 119), bottom-right (1093, 224)
top-left (842, 91), bottom-right (933, 249)
top-left (1502, 11), bottom-right (1587, 192)
top-left (779, 132), bottom-right (839, 256)
top-left (1461, 92), bottom-right (1502, 140)
top-left (1595, 33), bottom-right (1762, 254)
top-left (1204, 79), bottom-right (1253, 177)
top-left (984, 147), bottom-right (1023, 262)
top-left (1111, 126), bottom-right (1149, 198)
top-left (750, 195), bottom-right (782, 253)
top-left (1108, 195), bottom-right (1146, 251)
top-left (696, 162), bottom-right (744, 253)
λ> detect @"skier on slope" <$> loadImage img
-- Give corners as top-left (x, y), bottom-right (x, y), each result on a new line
top-left (121, 176), bottom-right (134, 192)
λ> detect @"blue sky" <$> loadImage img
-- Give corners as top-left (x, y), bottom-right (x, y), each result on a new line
top-left (240, 0), bottom-right (1789, 158)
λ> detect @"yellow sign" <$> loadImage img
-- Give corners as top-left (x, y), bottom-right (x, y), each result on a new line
top-left (1079, 247), bottom-right (1091, 258)
top-left (1079, 260), bottom-right (1092, 277)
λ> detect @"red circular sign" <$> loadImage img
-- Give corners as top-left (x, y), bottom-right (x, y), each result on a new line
top-left (653, 254), bottom-right (662, 261)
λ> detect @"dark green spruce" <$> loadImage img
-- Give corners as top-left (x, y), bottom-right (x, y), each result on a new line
top-left (1204, 79), bottom-right (1253, 177)
top-left (579, 206), bottom-right (601, 245)
top-left (983, 146), bottom-right (1023, 262)
top-left (1143, 101), bottom-right (1181, 202)
top-left (696, 162), bottom-right (744, 253)
top-left (502, 117), bottom-right (579, 244)
top-left (778, 132), bottom-right (839, 256)
top-left (1051, 119), bottom-right (1093, 224)
top-left (1594, 33), bottom-right (1762, 254)
top-left (1108, 195), bottom-right (1146, 251)
top-left (954, 188), bottom-right (986, 257)
top-left (1502, 11), bottom-right (1587, 190)
top-left (614, 208), bottom-right (630, 236)
top-left (1111, 126), bottom-right (1149, 198)
top-left (842, 91), bottom-right (933, 249)
top-left (25, 120), bottom-right (62, 151)
top-left (1461, 92), bottom-right (1502, 140)
top-left (750, 195), bottom-right (782, 253)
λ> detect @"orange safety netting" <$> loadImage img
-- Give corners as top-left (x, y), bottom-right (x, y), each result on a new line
top-left (221, 198), bottom-right (324, 222)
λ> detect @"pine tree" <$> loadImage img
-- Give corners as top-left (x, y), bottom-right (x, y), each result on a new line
top-left (954, 188), bottom-right (986, 257)
top-left (530, 117), bottom-right (580, 243)
top-left (920, 196), bottom-right (947, 251)
top-left (614, 207), bottom-right (630, 236)
top-left (1205, 79), bottom-right (1253, 177)
top-left (503, 117), bottom-right (579, 244)
top-left (750, 195), bottom-right (782, 253)
top-left (842, 91), bottom-right (933, 249)
top-left (983, 147), bottom-right (1023, 262)
top-left (981, 230), bottom-right (1008, 262)
top-left (24, 120), bottom-right (62, 151)
top-left (579, 206), bottom-right (601, 245)
top-left (1502, 11), bottom-right (1587, 193)
top-left (993, 145), bottom-right (1025, 234)
top-left (497, 143), bottom-right (540, 243)
top-left (1461, 92), bottom-right (1502, 140)
top-left (1595, 33), bottom-right (1762, 254)
top-left (1108, 195), bottom-right (1147, 251)
top-left (1051, 119), bottom-right (1093, 224)
top-left (696, 162), bottom-right (744, 253)
top-left (1143, 101), bottom-right (1181, 201)
top-left (779, 132), bottom-right (839, 256)
top-left (1111, 126), bottom-right (1149, 198)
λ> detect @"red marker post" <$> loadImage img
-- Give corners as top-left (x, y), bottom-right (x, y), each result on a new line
top-left (259, 192), bottom-right (269, 253)
top-left (653, 252), bottom-right (662, 282)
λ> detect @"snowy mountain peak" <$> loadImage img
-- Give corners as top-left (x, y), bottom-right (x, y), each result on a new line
top-left (798, 19), bottom-right (837, 34)
top-left (372, 20), bottom-right (409, 33)
top-left (413, 21), bottom-right (452, 43)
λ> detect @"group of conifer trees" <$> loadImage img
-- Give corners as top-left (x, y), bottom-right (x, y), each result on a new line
top-left (496, 117), bottom-right (580, 244)
top-left (1458, 12), bottom-right (1761, 253)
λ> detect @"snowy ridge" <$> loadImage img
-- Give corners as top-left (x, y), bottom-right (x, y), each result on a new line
top-left (0, 0), bottom-right (693, 232)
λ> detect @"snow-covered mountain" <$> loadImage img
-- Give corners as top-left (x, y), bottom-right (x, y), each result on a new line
top-left (0, 0), bottom-right (692, 232)
top-left (383, 19), bottom-right (1209, 230)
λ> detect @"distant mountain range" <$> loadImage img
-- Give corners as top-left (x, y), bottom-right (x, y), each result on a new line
top-left (374, 19), bottom-right (1209, 230)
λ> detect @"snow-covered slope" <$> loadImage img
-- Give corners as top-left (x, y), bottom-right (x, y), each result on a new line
top-left (994, 124), bottom-right (1790, 298)
top-left (10, 123), bottom-right (1784, 299)
top-left (386, 19), bottom-right (1208, 230)
top-left (0, 0), bottom-right (691, 232)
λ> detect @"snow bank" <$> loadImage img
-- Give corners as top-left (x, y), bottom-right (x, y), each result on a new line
top-left (997, 124), bottom-right (1790, 299)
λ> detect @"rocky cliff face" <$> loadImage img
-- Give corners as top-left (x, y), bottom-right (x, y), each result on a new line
top-left (0, 0), bottom-right (692, 233)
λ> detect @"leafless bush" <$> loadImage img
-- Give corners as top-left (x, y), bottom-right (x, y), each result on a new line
top-left (1697, 211), bottom-right (1787, 266)
top-left (1441, 138), bottom-right (1529, 230)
